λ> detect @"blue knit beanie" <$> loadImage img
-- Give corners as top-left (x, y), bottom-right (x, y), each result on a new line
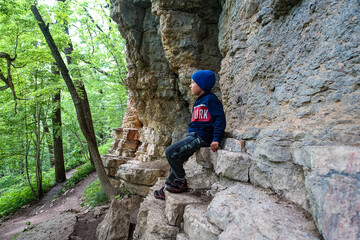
top-left (191, 70), bottom-right (216, 93)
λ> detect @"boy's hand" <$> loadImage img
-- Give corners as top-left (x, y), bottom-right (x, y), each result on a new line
top-left (210, 141), bottom-right (219, 152)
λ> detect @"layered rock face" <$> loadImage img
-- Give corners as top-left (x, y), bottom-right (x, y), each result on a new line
top-left (110, 0), bottom-right (223, 162)
top-left (109, 0), bottom-right (359, 239)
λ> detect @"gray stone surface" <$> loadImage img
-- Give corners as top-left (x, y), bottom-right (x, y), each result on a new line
top-left (249, 158), bottom-right (308, 210)
top-left (133, 179), bottom-right (179, 239)
top-left (195, 148), bottom-right (214, 169)
top-left (305, 146), bottom-right (360, 239)
top-left (213, 150), bottom-right (251, 182)
top-left (122, 181), bottom-right (150, 197)
top-left (185, 155), bottom-right (219, 190)
top-left (176, 232), bottom-right (190, 240)
top-left (207, 183), bottom-right (321, 239)
top-left (221, 138), bottom-right (246, 152)
top-left (253, 134), bottom-right (292, 163)
top-left (96, 197), bottom-right (138, 240)
top-left (165, 191), bottom-right (203, 226)
top-left (271, 0), bottom-right (302, 19)
top-left (110, 0), bottom-right (360, 238)
top-left (183, 204), bottom-right (222, 240)
top-left (193, 148), bottom-right (251, 183)
top-left (115, 160), bottom-right (165, 186)
top-left (16, 212), bottom-right (76, 240)
top-left (101, 154), bottom-right (128, 168)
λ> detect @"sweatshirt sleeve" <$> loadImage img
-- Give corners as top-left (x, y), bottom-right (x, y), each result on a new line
top-left (206, 95), bottom-right (226, 143)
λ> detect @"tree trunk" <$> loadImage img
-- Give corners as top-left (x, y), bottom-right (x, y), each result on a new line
top-left (34, 70), bottom-right (43, 198)
top-left (52, 91), bottom-right (66, 183)
top-left (51, 63), bottom-right (66, 180)
top-left (42, 119), bottom-right (55, 167)
top-left (31, 5), bottom-right (117, 197)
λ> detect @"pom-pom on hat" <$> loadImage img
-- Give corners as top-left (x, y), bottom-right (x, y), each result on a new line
top-left (191, 70), bottom-right (216, 93)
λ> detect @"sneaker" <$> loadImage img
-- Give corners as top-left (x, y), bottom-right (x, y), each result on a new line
top-left (154, 186), bottom-right (165, 200)
top-left (165, 178), bottom-right (188, 193)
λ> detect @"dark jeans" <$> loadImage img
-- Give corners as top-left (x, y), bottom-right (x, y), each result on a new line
top-left (165, 132), bottom-right (208, 184)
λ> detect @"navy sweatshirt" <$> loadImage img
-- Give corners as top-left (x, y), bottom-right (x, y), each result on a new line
top-left (188, 92), bottom-right (226, 145)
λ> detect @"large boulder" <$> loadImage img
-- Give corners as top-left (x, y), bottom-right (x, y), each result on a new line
top-left (96, 196), bottom-right (142, 240)
top-left (207, 183), bottom-right (321, 239)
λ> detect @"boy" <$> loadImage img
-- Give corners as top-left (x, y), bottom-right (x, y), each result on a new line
top-left (154, 70), bottom-right (226, 200)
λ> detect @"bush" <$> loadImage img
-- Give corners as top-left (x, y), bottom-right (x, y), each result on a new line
top-left (65, 157), bottom-right (87, 172)
top-left (0, 169), bottom-right (56, 218)
top-left (61, 162), bottom-right (95, 193)
top-left (98, 139), bottom-right (112, 155)
top-left (82, 178), bottom-right (108, 208)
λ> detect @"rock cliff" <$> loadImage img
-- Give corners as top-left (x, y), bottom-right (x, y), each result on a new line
top-left (107, 0), bottom-right (360, 239)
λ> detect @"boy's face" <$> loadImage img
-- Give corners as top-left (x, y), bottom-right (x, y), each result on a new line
top-left (190, 79), bottom-right (204, 96)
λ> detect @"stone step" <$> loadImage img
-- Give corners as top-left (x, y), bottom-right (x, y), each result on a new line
top-left (134, 179), bottom-right (321, 240)
top-left (165, 191), bottom-right (203, 226)
top-left (115, 160), bottom-right (167, 186)
top-left (133, 179), bottom-right (179, 240)
top-left (101, 154), bottom-right (130, 177)
top-left (102, 154), bottom-right (130, 168)
top-left (115, 160), bottom-right (168, 197)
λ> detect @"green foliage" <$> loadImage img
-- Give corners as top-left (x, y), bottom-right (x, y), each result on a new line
top-left (0, 0), bottom-right (128, 218)
top-left (98, 138), bottom-right (113, 155)
top-left (0, 169), bottom-right (55, 219)
top-left (61, 162), bottom-right (95, 193)
top-left (114, 188), bottom-right (133, 200)
top-left (82, 178), bottom-right (108, 208)
top-left (65, 157), bottom-right (87, 172)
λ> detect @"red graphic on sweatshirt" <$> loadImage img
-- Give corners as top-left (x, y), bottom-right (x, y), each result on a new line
top-left (191, 104), bottom-right (211, 122)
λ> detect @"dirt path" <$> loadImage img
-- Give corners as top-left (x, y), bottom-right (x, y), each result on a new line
top-left (0, 169), bottom-right (98, 240)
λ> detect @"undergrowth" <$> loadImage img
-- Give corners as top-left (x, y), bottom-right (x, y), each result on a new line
top-left (0, 170), bottom-right (56, 219)
top-left (82, 178), bottom-right (108, 208)
top-left (82, 179), bottom-right (134, 209)
top-left (0, 160), bottom-right (94, 219)
top-left (65, 157), bottom-right (87, 172)
top-left (61, 162), bottom-right (95, 193)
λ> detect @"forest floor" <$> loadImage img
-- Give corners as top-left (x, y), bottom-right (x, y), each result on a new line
top-left (0, 169), bottom-right (99, 240)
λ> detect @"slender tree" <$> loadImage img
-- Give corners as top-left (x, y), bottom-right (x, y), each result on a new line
top-left (51, 64), bottom-right (66, 182)
top-left (31, 4), bottom-right (117, 197)
top-left (52, 90), bottom-right (66, 182)
top-left (33, 70), bottom-right (43, 197)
